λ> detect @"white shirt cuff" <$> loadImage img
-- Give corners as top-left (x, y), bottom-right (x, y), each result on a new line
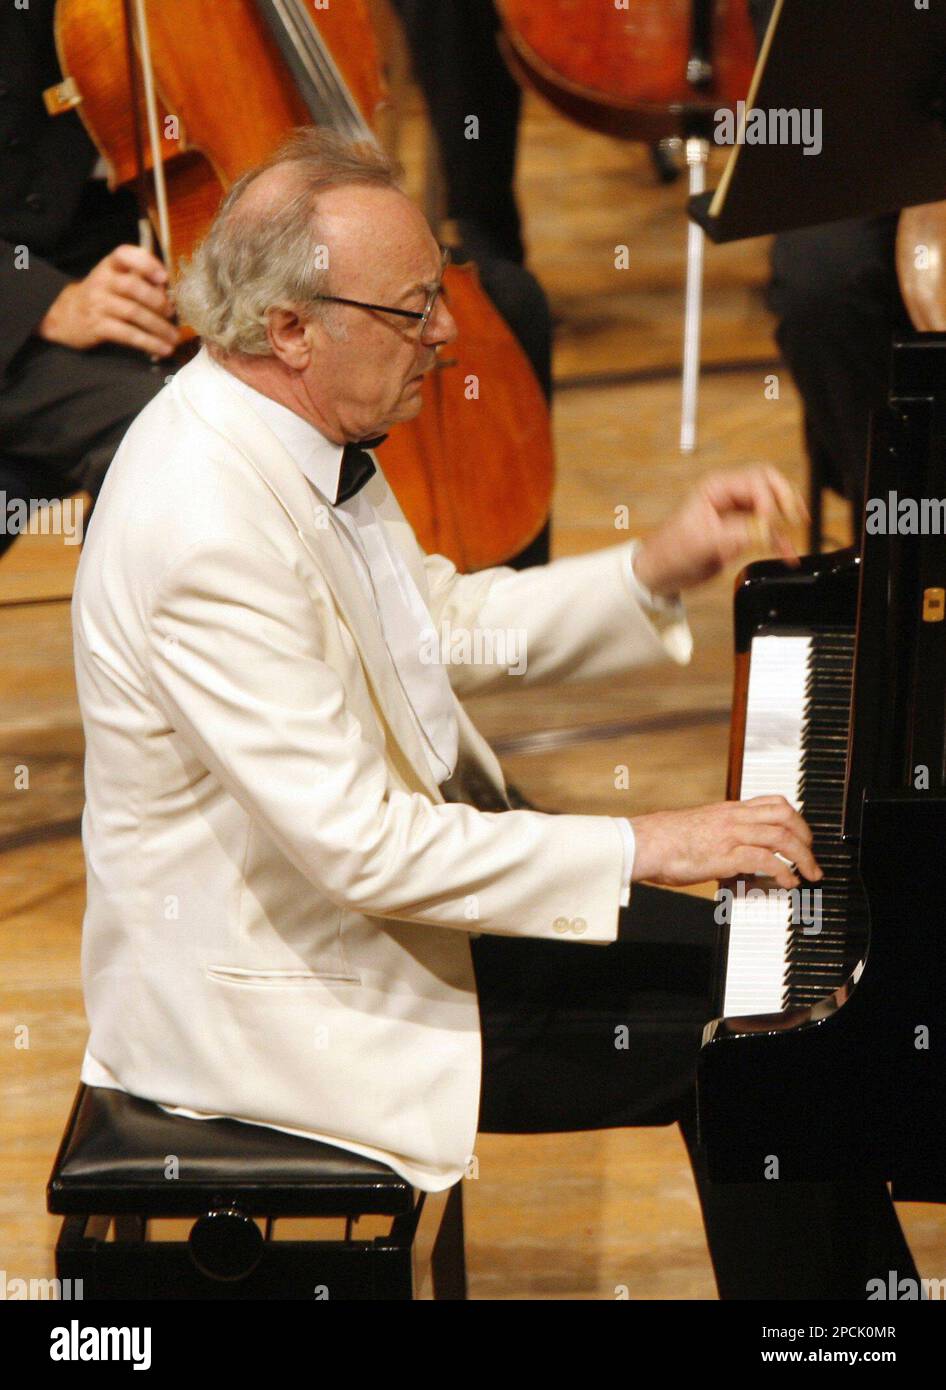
top-left (614, 816), bottom-right (635, 907)
top-left (623, 539), bottom-right (684, 616)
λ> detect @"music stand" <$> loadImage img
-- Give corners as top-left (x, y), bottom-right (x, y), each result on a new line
top-left (690, 0), bottom-right (946, 243)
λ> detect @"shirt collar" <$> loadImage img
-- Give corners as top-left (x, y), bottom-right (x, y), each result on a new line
top-left (209, 354), bottom-right (346, 504)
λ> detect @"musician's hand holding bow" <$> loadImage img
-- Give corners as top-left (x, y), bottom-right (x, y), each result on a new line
top-left (631, 466), bottom-right (806, 598)
top-left (630, 796), bottom-right (822, 890)
top-left (37, 244), bottom-right (179, 359)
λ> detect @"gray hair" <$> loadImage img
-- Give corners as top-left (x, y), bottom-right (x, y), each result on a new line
top-left (174, 128), bottom-right (402, 355)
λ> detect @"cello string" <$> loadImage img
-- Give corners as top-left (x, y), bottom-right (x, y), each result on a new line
top-left (274, 0), bottom-right (374, 144)
top-left (285, 0), bottom-right (371, 140)
top-left (298, 11), bottom-right (368, 141)
top-left (265, 0), bottom-right (349, 133)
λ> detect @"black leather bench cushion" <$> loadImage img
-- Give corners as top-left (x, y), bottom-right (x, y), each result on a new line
top-left (48, 1086), bottom-right (414, 1218)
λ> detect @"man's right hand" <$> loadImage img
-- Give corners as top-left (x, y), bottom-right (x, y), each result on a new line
top-left (36, 244), bottom-right (179, 358)
top-left (630, 795), bottom-right (821, 890)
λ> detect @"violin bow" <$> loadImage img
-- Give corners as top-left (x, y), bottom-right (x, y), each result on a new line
top-left (121, 0), bottom-right (173, 267)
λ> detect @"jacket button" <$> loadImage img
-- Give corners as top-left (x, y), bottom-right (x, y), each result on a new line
top-left (8, 133), bottom-right (23, 149)
top-left (25, 192), bottom-right (44, 212)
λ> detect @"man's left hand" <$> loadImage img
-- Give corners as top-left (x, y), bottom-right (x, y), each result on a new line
top-left (632, 466), bottom-right (806, 598)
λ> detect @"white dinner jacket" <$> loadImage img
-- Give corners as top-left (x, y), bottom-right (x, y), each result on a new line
top-left (72, 348), bottom-right (692, 1191)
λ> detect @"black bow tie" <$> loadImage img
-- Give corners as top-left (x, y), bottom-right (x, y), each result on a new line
top-left (335, 435), bottom-right (387, 506)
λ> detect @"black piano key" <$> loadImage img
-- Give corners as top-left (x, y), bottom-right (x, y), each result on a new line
top-left (783, 626), bottom-right (867, 1010)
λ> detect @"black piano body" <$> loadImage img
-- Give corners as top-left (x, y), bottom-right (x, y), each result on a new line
top-left (698, 335), bottom-right (946, 1200)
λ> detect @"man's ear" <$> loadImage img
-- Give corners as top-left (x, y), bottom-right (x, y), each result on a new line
top-left (267, 307), bottom-right (323, 371)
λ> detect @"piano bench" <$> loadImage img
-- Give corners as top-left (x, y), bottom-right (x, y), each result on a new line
top-left (46, 1085), bottom-right (466, 1301)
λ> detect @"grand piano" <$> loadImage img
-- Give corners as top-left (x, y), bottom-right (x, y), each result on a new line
top-left (698, 334), bottom-right (946, 1198)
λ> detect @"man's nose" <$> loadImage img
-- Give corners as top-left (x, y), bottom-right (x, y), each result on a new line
top-left (422, 294), bottom-right (458, 347)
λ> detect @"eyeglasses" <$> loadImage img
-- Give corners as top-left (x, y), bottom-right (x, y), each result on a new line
top-left (313, 245), bottom-right (450, 334)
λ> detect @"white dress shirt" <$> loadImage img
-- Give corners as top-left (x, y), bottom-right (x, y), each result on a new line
top-left (214, 362), bottom-right (685, 909)
top-left (219, 363), bottom-right (459, 785)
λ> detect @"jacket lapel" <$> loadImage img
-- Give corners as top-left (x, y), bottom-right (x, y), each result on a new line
top-left (176, 351), bottom-right (446, 803)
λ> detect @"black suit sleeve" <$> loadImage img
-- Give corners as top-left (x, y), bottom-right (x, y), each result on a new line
top-left (0, 238), bottom-right (72, 376)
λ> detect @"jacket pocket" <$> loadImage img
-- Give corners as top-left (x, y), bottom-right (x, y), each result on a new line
top-left (205, 963), bottom-right (361, 987)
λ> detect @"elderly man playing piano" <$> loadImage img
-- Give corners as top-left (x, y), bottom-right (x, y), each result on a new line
top-left (71, 128), bottom-right (920, 1300)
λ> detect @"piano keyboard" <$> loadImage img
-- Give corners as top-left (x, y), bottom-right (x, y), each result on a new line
top-left (721, 628), bottom-right (867, 1018)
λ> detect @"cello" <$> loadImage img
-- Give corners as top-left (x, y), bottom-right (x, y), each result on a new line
top-left (494, 0), bottom-right (758, 453)
top-left (494, 0), bottom-right (757, 143)
top-left (46, 0), bottom-right (553, 572)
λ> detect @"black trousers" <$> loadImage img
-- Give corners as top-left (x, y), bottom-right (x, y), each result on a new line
top-left (389, 0), bottom-right (524, 266)
top-left (0, 338), bottom-right (164, 556)
top-left (472, 884), bottom-right (919, 1300)
top-left (765, 215), bottom-right (910, 522)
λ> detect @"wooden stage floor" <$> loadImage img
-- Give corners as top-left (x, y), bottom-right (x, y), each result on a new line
top-left (2, 87), bottom-right (944, 1301)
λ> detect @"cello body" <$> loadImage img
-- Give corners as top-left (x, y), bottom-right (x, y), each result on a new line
top-left (52, 0), bottom-right (553, 571)
top-left (495, 0), bottom-right (757, 142)
top-left (53, 0), bottom-right (383, 249)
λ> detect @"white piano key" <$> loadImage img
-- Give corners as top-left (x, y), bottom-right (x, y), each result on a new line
top-left (721, 635), bottom-right (811, 1017)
